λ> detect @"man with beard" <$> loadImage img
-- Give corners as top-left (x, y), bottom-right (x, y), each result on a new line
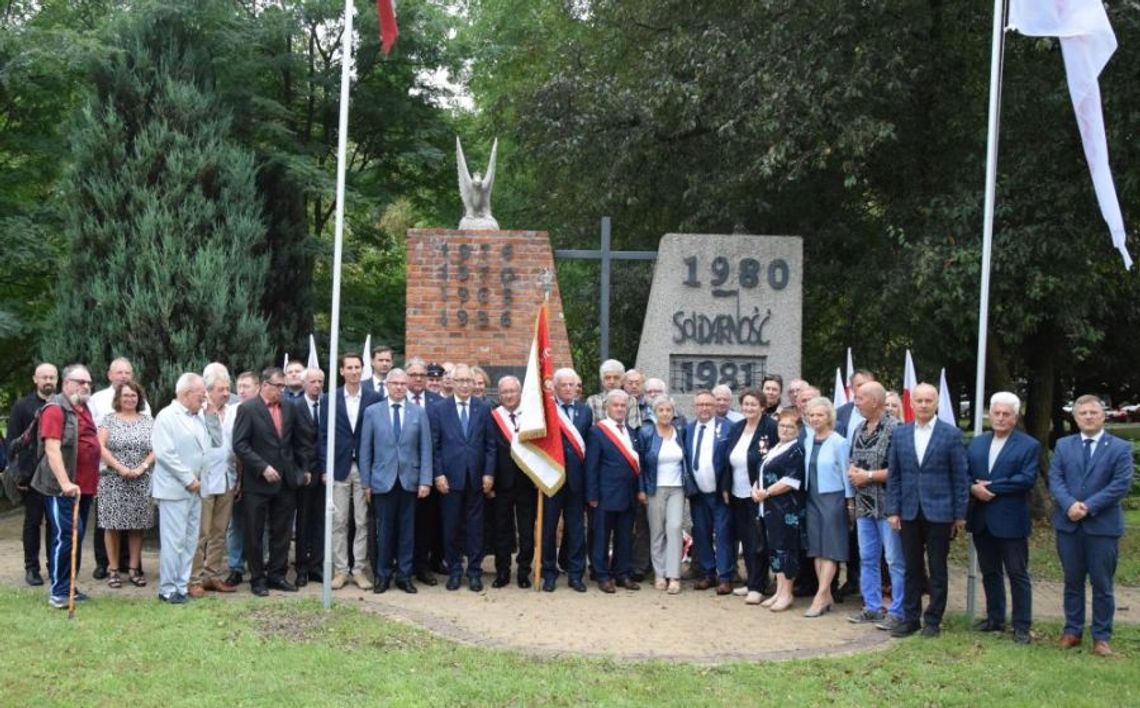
top-left (6, 363), bottom-right (58, 586)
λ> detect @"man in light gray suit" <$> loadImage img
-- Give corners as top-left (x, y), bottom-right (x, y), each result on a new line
top-left (359, 369), bottom-right (433, 594)
top-left (151, 373), bottom-right (210, 604)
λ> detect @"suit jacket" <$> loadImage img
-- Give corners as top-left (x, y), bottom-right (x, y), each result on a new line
top-left (361, 377), bottom-right (388, 400)
top-left (232, 395), bottom-right (314, 495)
top-left (966, 430), bottom-right (1040, 538)
top-left (486, 407), bottom-right (535, 492)
top-left (407, 389), bottom-right (443, 409)
top-left (885, 419), bottom-right (969, 523)
top-left (637, 423), bottom-right (697, 496)
top-left (316, 387), bottom-right (381, 481)
top-left (558, 399), bottom-right (593, 494)
top-left (150, 400), bottom-right (211, 501)
top-left (1049, 432), bottom-right (1133, 536)
top-left (716, 417), bottom-right (778, 498)
top-left (835, 402), bottom-right (855, 438)
top-left (359, 398), bottom-right (433, 494)
top-left (586, 421), bottom-right (641, 512)
top-left (428, 396), bottom-right (495, 490)
top-left (683, 416), bottom-right (730, 494)
top-left (802, 431), bottom-right (855, 497)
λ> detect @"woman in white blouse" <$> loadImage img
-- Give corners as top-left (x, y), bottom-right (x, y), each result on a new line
top-left (637, 397), bottom-right (695, 594)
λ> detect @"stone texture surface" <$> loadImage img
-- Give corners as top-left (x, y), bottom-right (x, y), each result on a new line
top-left (405, 229), bottom-right (573, 374)
top-left (635, 234), bottom-right (802, 401)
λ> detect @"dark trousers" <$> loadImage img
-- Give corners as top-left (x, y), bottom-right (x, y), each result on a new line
top-left (44, 494), bottom-right (93, 598)
top-left (630, 502), bottom-right (651, 576)
top-left (375, 486), bottom-right (417, 580)
top-left (244, 489), bottom-right (295, 583)
top-left (689, 492), bottom-right (719, 581)
top-left (23, 487), bottom-right (49, 571)
top-left (900, 512), bottom-right (952, 627)
top-left (845, 521), bottom-right (861, 588)
top-left (592, 506), bottom-right (634, 582)
top-left (974, 529), bottom-right (1032, 630)
top-left (294, 482), bottom-right (325, 576)
top-left (440, 486), bottom-right (485, 579)
top-left (494, 481), bottom-right (537, 578)
top-left (730, 496), bottom-right (768, 592)
top-left (413, 489), bottom-right (444, 574)
top-left (1057, 527), bottom-right (1119, 641)
top-left (543, 485), bottom-right (586, 581)
top-left (91, 497), bottom-right (131, 571)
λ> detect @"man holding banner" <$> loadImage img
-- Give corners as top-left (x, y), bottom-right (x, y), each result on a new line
top-left (487, 376), bottom-right (537, 588)
top-left (540, 368), bottom-right (590, 592)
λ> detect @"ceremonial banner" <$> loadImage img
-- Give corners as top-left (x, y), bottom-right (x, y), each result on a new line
top-left (511, 304), bottom-right (566, 495)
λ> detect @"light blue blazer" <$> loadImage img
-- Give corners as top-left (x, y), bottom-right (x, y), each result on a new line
top-left (359, 398), bottom-right (433, 494)
top-left (150, 400), bottom-right (211, 501)
top-left (802, 430), bottom-right (854, 498)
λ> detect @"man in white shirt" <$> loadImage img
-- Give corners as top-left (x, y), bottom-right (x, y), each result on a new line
top-left (713, 384), bottom-right (744, 423)
top-left (189, 363), bottom-right (238, 597)
top-left (684, 390), bottom-right (732, 592)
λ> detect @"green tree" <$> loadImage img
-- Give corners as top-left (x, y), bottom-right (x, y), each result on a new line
top-left (41, 0), bottom-right (273, 401)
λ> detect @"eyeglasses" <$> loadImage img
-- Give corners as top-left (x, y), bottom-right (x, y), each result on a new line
top-left (67, 379), bottom-right (92, 386)
top-left (268, 382), bottom-right (287, 389)
top-left (408, 372), bottom-right (426, 378)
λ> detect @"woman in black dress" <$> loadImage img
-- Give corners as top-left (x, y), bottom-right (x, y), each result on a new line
top-left (752, 408), bottom-right (805, 612)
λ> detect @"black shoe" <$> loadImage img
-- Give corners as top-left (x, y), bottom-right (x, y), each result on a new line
top-left (295, 574), bottom-right (309, 588)
top-left (225, 571), bottom-right (243, 587)
top-left (890, 622), bottom-right (921, 638)
top-left (446, 576), bottom-right (461, 591)
top-left (267, 576), bottom-right (298, 592)
top-left (373, 577), bottom-right (391, 594)
top-left (569, 578), bottom-right (587, 593)
top-left (308, 570), bottom-right (324, 583)
top-left (430, 562), bottom-right (447, 575)
top-left (93, 566), bottom-right (108, 581)
top-left (395, 577), bottom-right (418, 594)
top-left (630, 572), bottom-right (646, 583)
top-left (492, 575), bottom-right (511, 588)
top-left (160, 592), bottom-right (188, 605)
top-left (542, 577), bottom-right (556, 592)
top-left (518, 575), bottom-right (533, 589)
top-left (469, 577), bottom-right (483, 592)
top-left (415, 572), bottom-right (438, 587)
top-left (973, 619), bottom-right (1005, 633)
top-left (251, 581), bottom-right (269, 597)
top-left (921, 624), bottom-right (941, 638)
top-left (25, 569), bottom-right (44, 587)
top-left (1013, 628), bottom-right (1031, 645)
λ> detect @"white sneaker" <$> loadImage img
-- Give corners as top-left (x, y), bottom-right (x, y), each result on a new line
top-left (732, 586), bottom-right (749, 596)
top-left (746, 591), bottom-right (763, 605)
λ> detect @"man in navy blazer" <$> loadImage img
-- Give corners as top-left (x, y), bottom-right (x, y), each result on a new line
top-left (1049, 395), bottom-right (1134, 656)
top-left (886, 383), bottom-right (968, 638)
top-left (318, 354), bottom-right (380, 591)
top-left (428, 363), bottom-right (496, 591)
top-left (292, 367), bottom-right (327, 587)
top-left (359, 369), bottom-right (432, 593)
top-left (966, 392), bottom-right (1040, 644)
top-left (361, 345), bottom-right (394, 399)
top-left (587, 389), bottom-right (643, 593)
top-left (541, 368), bottom-right (593, 592)
top-left (683, 389), bottom-right (731, 591)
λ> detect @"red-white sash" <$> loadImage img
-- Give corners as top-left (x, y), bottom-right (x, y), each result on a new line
top-left (557, 404), bottom-right (586, 461)
top-left (491, 406), bottom-right (516, 443)
top-left (597, 418), bottom-right (639, 475)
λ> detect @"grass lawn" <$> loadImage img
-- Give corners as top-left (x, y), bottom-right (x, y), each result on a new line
top-left (1, 589), bottom-right (1137, 706)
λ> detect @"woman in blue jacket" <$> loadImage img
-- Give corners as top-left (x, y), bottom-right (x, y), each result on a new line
top-left (801, 397), bottom-right (854, 617)
top-left (638, 396), bottom-right (695, 594)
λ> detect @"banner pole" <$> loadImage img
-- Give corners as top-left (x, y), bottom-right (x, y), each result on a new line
top-left (533, 490), bottom-right (544, 590)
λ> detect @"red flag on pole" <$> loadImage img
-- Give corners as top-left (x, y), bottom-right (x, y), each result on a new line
top-left (901, 350), bottom-right (917, 423)
top-left (377, 0), bottom-right (398, 56)
top-left (512, 303), bottom-right (566, 495)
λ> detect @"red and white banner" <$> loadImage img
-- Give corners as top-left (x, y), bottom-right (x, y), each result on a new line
top-left (377, 0), bottom-right (399, 56)
top-left (901, 350), bottom-right (917, 423)
top-left (511, 304), bottom-right (566, 495)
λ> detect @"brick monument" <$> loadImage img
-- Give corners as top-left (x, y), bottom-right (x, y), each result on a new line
top-left (404, 229), bottom-right (574, 383)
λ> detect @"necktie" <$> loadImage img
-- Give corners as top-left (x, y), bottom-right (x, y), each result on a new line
top-left (1083, 438), bottom-right (1094, 471)
top-left (392, 403), bottom-right (402, 440)
top-left (694, 423), bottom-right (706, 471)
top-left (312, 400), bottom-right (319, 426)
top-left (459, 401), bottom-right (469, 436)
top-left (509, 411), bottom-right (518, 432)
top-left (563, 403), bottom-right (572, 417)
top-left (414, 393), bottom-right (422, 407)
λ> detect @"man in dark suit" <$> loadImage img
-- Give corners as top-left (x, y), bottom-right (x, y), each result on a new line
top-left (683, 389), bottom-right (731, 591)
top-left (966, 391), bottom-right (1040, 644)
top-left (486, 375), bottom-right (538, 588)
top-left (5, 362), bottom-right (57, 586)
top-left (359, 369), bottom-right (432, 593)
top-left (406, 357), bottom-right (445, 583)
top-left (293, 367), bottom-right (325, 587)
top-left (428, 363), bottom-right (496, 591)
top-left (587, 389), bottom-right (642, 593)
top-left (542, 368), bottom-right (592, 592)
top-left (1049, 394), bottom-right (1134, 657)
top-left (886, 382), bottom-right (968, 638)
top-left (232, 367), bottom-right (314, 596)
top-left (362, 345), bottom-right (394, 398)
top-left (318, 354), bottom-right (380, 590)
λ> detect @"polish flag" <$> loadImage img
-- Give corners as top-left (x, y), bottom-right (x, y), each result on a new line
top-left (361, 334), bottom-right (373, 381)
top-left (845, 348), bottom-right (855, 400)
top-left (511, 303), bottom-right (566, 495)
top-left (937, 368), bottom-right (956, 426)
top-left (377, 0), bottom-right (399, 56)
top-left (901, 350), bottom-right (917, 423)
top-left (832, 367), bottom-right (848, 408)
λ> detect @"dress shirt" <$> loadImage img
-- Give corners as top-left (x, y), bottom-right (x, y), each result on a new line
top-left (1080, 430), bottom-right (1105, 460)
top-left (914, 418), bottom-right (935, 465)
top-left (344, 388), bottom-right (361, 432)
top-left (389, 399), bottom-right (405, 426)
top-left (692, 421), bottom-right (717, 493)
top-left (729, 434), bottom-right (752, 499)
top-left (987, 433), bottom-right (1009, 473)
top-left (655, 434), bottom-right (684, 488)
top-left (410, 391), bottom-right (425, 408)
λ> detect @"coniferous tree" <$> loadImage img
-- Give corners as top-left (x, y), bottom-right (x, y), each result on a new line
top-left (42, 1), bottom-right (272, 401)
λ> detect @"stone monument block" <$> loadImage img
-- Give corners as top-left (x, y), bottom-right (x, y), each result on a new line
top-left (405, 229), bottom-right (573, 382)
top-left (635, 234), bottom-right (802, 399)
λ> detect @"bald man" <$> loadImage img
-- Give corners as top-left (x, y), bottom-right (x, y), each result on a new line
top-left (885, 383), bottom-right (968, 638)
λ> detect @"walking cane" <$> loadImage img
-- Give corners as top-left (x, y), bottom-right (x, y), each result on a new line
top-left (68, 495), bottom-right (80, 620)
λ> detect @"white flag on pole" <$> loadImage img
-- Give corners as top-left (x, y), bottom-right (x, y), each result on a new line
top-left (361, 334), bottom-right (373, 382)
top-left (937, 368), bottom-right (956, 426)
top-left (1009, 0), bottom-right (1131, 269)
top-left (902, 350), bottom-right (918, 423)
top-left (832, 367), bottom-right (847, 408)
top-left (307, 334), bottom-right (320, 370)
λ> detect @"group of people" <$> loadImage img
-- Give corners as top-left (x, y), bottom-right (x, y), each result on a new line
top-left (4, 352), bottom-right (1132, 656)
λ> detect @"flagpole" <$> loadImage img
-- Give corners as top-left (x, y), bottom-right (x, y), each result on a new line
top-left (969, 0), bottom-right (1008, 621)
top-left (321, 0), bottom-right (354, 611)
top-left (532, 294), bottom-right (552, 591)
